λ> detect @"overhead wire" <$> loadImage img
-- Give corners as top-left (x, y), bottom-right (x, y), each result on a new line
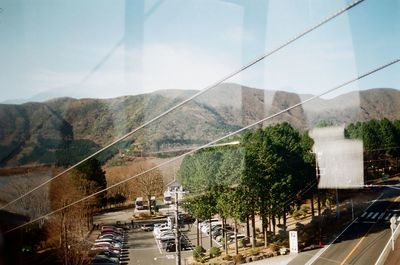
top-left (5, 57), bottom-right (399, 234)
top-left (0, 0), bottom-right (366, 211)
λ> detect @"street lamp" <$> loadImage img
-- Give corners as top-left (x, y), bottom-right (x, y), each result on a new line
top-left (170, 187), bottom-right (187, 265)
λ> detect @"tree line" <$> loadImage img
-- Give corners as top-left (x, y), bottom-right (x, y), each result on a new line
top-left (179, 123), bottom-right (316, 253)
top-left (345, 118), bottom-right (400, 179)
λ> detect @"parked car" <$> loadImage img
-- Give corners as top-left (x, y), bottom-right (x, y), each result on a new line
top-left (101, 226), bottom-right (124, 234)
top-left (93, 241), bottom-right (122, 249)
top-left (91, 250), bottom-right (120, 260)
top-left (157, 231), bottom-right (175, 240)
top-left (178, 213), bottom-right (195, 224)
top-left (153, 226), bottom-right (172, 237)
top-left (95, 238), bottom-right (123, 245)
top-left (216, 231), bottom-right (234, 242)
top-left (99, 234), bottom-right (124, 242)
top-left (140, 224), bottom-right (154, 231)
top-left (211, 227), bottom-right (223, 238)
top-left (91, 254), bottom-right (119, 264)
top-left (165, 241), bottom-right (192, 252)
top-left (228, 234), bottom-right (246, 243)
top-left (161, 238), bottom-right (176, 249)
top-left (90, 246), bottom-right (121, 255)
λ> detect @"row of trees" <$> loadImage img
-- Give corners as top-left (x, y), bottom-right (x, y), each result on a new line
top-left (345, 118), bottom-right (400, 179)
top-left (345, 118), bottom-right (400, 156)
top-left (46, 158), bottom-right (107, 265)
top-left (179, 123), bottom-right (316, 253)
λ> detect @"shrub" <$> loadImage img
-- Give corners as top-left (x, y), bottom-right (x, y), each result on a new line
top-left (233, 254), bottom-right (244, 263)
top-left (193, 245), bottom-right (206, 262)
top-left (138, 213), bottom-right (151, 219)
top-left (209, 246), bottom-right (221, 258)
top-left (250, 247), bottom-right (260, 256)
top-left (222, 254), bottom-right (232, 261)
top-left (270, 244), bottom-right (280, 252)
top-left (301, 205), bottom-right (310, 218)
top-left (238, 238), bottom-right (247, 248)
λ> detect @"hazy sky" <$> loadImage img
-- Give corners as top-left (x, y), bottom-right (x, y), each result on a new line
top-left (0, 0), bottom-right (399, 103)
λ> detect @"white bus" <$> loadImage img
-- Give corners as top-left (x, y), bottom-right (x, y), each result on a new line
top-left (135, 197), bottom-right (144, 210)
top-left (150, 196), bottom-right (156, 206)
top-left (163, 191), bottom-right (172, 205)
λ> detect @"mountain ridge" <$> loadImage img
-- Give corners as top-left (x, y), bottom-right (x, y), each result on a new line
top-left (0, 84), bottom-right (399, 167)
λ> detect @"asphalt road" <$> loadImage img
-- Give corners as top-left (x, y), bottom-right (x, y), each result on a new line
top-left (289, 188), bottom-right (400, 265)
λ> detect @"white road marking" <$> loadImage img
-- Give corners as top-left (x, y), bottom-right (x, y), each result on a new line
top-left (361, 212), bottom-right (367, 218)
top-left (371, 213), bottom-right (379, 219)
top-left (367, 212), bottom-right (374, 218)
top-left (153, 233), bottom-right (163, 254)
top-left (385, 213), bottom-right (393, 220)
top-left (378, 213), bottom-right (385, 220)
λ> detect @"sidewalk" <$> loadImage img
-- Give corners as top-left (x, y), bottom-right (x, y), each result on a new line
top-left (248, 254), bottom-right (297, 265)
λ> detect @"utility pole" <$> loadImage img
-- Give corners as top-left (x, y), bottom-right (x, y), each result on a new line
top-left (175, 192), bottom-right (181, 265)
top-left (336, 189), bottom-right (340, 218)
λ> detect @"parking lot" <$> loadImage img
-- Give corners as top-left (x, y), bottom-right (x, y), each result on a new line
top-left (124, 225), bottom-right (197, 265)
top-left (93, 208), bottom-right (223, 265)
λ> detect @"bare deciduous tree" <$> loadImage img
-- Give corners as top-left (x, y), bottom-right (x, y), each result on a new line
top-left (136, 162), bottom-right (164, 213)
top-left (0, 174), bottom-right (50, 228)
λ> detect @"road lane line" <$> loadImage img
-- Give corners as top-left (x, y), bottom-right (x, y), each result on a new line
top-left (339, 223), bottom-right (376, 265)
top-left (372, 213), bottom-right (379, 219)
top-left (367, 212), bottom-right (374, 218)
top-left (305, 192), bottom-right (385, 265)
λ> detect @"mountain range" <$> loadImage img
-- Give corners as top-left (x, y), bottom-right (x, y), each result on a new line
top-left (1, 83), bottom-right (399, 167)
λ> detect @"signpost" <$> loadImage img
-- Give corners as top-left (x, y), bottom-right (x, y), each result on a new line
top-left (289, 231), bottom-right (298, 253)
top-left (390, 217), bottom-right (397, 251)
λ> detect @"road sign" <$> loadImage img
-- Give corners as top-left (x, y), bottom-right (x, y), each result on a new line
top-left (289, 231), bottom-right (298, 253)
top-left (390, 216), bottom-right (397, 224)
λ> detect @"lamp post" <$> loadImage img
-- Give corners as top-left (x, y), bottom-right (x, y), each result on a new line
top-left (171, 187), bottom-right (186, 265)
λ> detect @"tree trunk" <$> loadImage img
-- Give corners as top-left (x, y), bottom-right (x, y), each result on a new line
top-left (196, 219), bottom-right (200, 246)
top-left (222, 218), bottom-right (227, 254)
top-left (246, 216), bottom-right (250, 238)
top-left (234, 220), bottom-right (238, 255)
top-left (268, 214), bottom-right (272, 232)
top-left (147, 195), bottom-right (152, 214)
top-left (200, 225), bottom-right (203, 247)
top-left (317, 190), bottom-right (321, 216)
top-left (251, 212), bottom-right (256, 248)
top-left (209, 216), bottom-right (213, 248)
top-left (272, 214), bottom-right (276, 235)
top-left (262, 216), bottom-right (268, 248)
top-left (283, 207), bottom-right (287, 234)
top-left (310, 195), bottom-right (315, 217)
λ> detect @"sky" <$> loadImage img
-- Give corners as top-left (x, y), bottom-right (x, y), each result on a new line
top-left (0, 0), bottom-right (399, 103)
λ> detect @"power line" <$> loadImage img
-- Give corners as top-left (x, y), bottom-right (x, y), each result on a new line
top-left (0, 0), bottom-right (365, 211)
top-left (5, 57), bottom-right (398, 234)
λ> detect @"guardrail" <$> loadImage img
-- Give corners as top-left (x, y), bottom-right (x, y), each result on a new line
top-left (375, 220), bottom-right (400, 265)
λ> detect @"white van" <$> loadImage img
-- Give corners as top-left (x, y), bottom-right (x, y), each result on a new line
top-left (135, 197), bottom-right (144, 210)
